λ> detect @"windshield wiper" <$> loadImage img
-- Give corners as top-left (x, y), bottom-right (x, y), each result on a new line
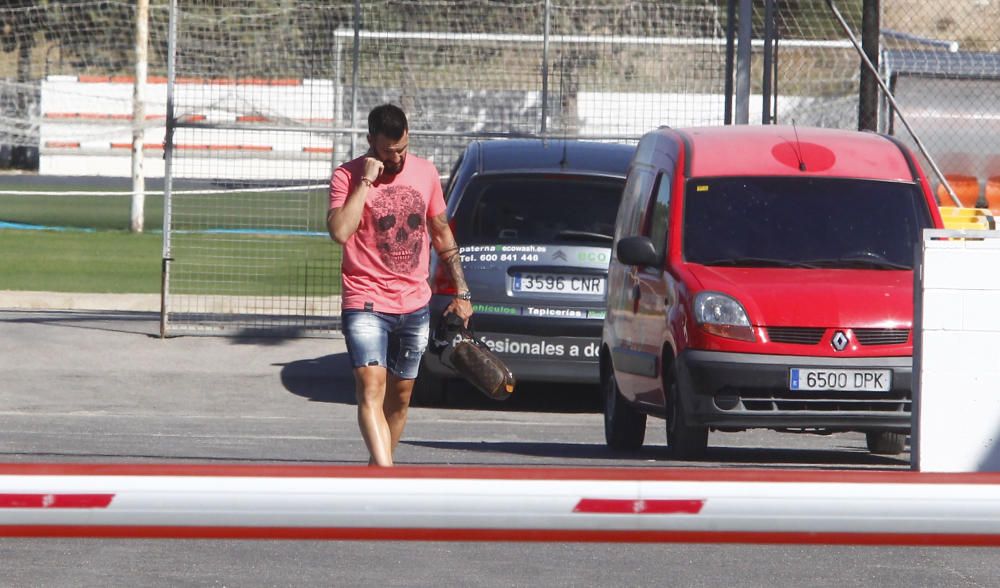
top-left (803, 257), bottom-right (911, 270)
top-left (554, 230), bottom-right (613, 243)
top-left (700, 257), bottom-right (819, 269)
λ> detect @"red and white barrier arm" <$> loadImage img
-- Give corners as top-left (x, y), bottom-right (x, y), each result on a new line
top-left (1, 464), bottom-right (999, 545)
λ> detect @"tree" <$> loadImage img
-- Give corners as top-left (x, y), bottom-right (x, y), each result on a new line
top-left (0, 1), bottom-right (44, 83)
top-left (0, 1), bottom-right (45, 167)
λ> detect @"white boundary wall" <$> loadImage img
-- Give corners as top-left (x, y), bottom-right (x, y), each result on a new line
top-left (915, 229), bottom-right (1000, 472)
top-left (39, 76), bottom-right (337, 180)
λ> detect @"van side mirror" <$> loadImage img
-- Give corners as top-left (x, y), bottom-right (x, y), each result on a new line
top-left (616, 236), bottom-right (658, 267)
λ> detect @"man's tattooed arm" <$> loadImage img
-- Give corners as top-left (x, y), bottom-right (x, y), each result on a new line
top-left (428, 212), bottom-right (473, 323)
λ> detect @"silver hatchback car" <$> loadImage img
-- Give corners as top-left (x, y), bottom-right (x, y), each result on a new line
top-left (415, 139), bottom-right (635, 404)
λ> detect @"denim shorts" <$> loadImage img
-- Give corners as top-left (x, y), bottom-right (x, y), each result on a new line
top-left (341, 306), bottom-right (430, 380)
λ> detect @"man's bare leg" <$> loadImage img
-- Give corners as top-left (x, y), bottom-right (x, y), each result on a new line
top-left (354, 366), bottom-right (393, 466)
top-left (383, 374), bottom-right (416, 454)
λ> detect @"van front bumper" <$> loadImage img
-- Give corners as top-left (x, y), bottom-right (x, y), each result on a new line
top-left (676, 349), bottom-right (912, 431)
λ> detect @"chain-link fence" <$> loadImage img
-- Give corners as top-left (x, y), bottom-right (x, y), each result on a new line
top-left (880, 2), bottom-right (1000, 208)
top-left (1, 1), bottom-right (998, 334)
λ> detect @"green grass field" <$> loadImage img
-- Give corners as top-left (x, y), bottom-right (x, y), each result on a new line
top-left (0, 186), bottom-right (341, 295)
top-left (0, 230), bottom-right (162, 293)
top-left (0, 230), bottom-right (342, 295)
top-left (0, 185), bottom-right (330, 232)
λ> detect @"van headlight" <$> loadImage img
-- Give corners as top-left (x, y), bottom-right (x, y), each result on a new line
top-left (694, 292), bottom-right (755, 342)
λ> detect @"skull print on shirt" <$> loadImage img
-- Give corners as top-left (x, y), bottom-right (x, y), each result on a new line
top-left (367, 184), bottom-right (425, 273)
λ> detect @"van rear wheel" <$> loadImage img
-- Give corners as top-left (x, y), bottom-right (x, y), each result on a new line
top-left (603, 370), bottom-right (646, 451)
top-left (665, 364), bottom-right (708, 459)
top-left (866, 431), bottom-right (907, 455)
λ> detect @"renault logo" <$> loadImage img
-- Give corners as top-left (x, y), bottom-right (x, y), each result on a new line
top-left (831, 331), bottom-right (849, 352)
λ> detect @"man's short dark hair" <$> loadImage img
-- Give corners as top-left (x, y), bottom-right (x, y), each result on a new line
top-left (368, 104), bottom-right (408, 140)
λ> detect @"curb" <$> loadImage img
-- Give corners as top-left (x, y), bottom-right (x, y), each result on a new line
top-left (0, 291), bottom-right (159, 312)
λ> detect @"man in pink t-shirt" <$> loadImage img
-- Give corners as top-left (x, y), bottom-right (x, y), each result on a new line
top-left (327, 104), bottom-right (472, 467)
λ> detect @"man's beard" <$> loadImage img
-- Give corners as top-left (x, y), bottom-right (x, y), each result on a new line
top-left (383, 156), bottom-right (406, 176)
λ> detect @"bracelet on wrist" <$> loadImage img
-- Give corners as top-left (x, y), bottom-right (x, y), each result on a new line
top-left (455, 291), bottom-right (472, 301)
top-left (360, 177), bottom-right (374, 187)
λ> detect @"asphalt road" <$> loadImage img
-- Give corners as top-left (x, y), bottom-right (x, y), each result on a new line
top-left (1, 309), bottom-right (997, 587)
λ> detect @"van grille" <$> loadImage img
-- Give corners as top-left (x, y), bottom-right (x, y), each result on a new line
top-left (766, 327), bottom-right (825, 345)
top-left (735, 388), bottom-right (910, 413)
top-left (854, 328), bottom-right (910, 346)
top-left (766, 327), bottom-right (910, 346)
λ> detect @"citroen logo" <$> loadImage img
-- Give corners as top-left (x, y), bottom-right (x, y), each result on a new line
top-left (831, 331), bottom-right (849, 352)
top-left (552, 250), bottom-right (567, 261)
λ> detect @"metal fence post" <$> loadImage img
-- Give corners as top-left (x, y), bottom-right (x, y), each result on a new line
top-left (333, 34), bottom-right (343, 174)
top-left (350, 0), bottom-right (361, 156)
top-left (541, 0), bottom-right (550, 135)
top-left (724, 0), bottom-right (736, 125)
top-left (131, 0), bottom-right (148, 233)
top-left (762, 0), bottom-right (775, 124)
top-left (735, 0), bottom-right (752, 124)
top-left (858, 0), bottom-right (881, 131)
top-left (159, 0), bottom-right (178, 338)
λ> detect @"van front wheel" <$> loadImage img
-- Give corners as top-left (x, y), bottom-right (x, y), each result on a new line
top-left (665, 364), bottom-right (708, 459)
top-left (603, 371), bottom-right (646, 451)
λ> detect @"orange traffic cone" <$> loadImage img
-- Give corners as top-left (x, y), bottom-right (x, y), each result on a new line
top-left (986, 176), bottom-right (1000, 215)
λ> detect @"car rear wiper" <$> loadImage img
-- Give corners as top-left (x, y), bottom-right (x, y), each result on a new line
top-left (700, 257), bottom-right (819, 268)
top-left (554, 230), bottom-right (614, 243)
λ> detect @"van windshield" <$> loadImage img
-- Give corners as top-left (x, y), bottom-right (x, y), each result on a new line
top-left (683, 177), bottom-right (933, 270)
top-left (452, 175), bottom-right (624, 246)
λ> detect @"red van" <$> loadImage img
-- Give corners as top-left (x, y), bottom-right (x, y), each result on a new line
top-left (600, 125), bottom-right (944, 459)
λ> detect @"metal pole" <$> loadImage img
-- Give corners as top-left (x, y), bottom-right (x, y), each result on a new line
top-left (131, 0), bottom-right (149, 233)
top-left (858, 0), bottom-right (880, 131)
top-left (350, 0), bottom-right (361, 156)
top-left (734, 0), bottom-right (752, 125)
top-left (772, 28), bottom-right (780, 124)
top-left (826, 0), bottom-right (959, 206)
top-left (761, 0), bottom-right (775, 124)
top-left (540, 0), bottom-right (550, 134)
top-left (160, 0), bottom-right (178, 338)
top-left (887, 73), bottom-right (897, 135)
top-left (723, 0), bottom-right (736, 125)
top-left (333, 34), bottom-right (343, 173)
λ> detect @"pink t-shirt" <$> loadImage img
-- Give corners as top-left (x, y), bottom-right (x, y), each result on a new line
top-left (329, 153), bottom-right (446, 313)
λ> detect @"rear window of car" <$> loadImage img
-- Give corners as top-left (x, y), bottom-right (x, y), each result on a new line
top-left (683, 176), bottom-right (933, 270)
top-left (452, 175), bottom-right (624, 246)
